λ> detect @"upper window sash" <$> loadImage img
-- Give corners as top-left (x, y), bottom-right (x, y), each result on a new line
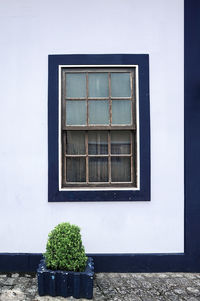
top-left (61, 67), bottom-right (136, 130)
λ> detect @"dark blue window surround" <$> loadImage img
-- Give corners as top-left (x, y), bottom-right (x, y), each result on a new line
top-left (48, 54), bottom-right (150, 202)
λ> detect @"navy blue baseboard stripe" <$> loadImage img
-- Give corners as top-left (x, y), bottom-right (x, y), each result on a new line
top-left (88, 253), bottom-right (200, 273)
top-left (0, 253), bottom-right (43, 273)
top-left (0, 253), bottom-right (199, 273)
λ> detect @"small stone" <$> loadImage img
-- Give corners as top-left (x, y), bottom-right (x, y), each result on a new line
top-left (129, 279), bottom-right (139, 288)
top-left (169, 273), bottom-right (184, 278)
top-left (24, 273), bottom-right (32, 278)
top-left (174, 288), bottom-right (185, 295)
top-left (107, 273), bottom-right (118, 279)
top-left (142, 297), bottom-right (155, 301)
top-left (11, 273), bottom-right (19, 278)
top-left (157, 273), bottom-right (169, 278)
top-left (4, 278), bottom-right (16, 286)
top-left (142, 273), bottom-right (154, 278)
top-left (193, 280), bottom-right (200, 286)
top-left (125, 297), bottom-right (141, 301)
top-left (0, 288), bottom-right (25, 301)
top-left (186, 287), bottom-right (200, 295)
top-left (164, 291), bottom-right (180, 300)
top-left (176, 278), bottom-right (190, 286)
top-left (165, 278), bottom-right (178, 287)
top-left (131, 274), bottom-right (144, 280)
top-left (141, 281), bottom-right (152, 289)
top-left (185, 274), bottom-right (198, 280)
top-left (95, 273), bottom-right (104, 279)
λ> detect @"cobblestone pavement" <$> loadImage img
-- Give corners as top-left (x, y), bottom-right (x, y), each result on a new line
top-left (1, 272), bottom-right (200, 301)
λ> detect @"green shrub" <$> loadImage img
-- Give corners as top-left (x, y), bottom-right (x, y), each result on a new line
top-left (44, 222), bottom-right (87, 272)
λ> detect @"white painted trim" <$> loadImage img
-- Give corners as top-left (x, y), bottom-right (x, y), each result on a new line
top-left (135, 65), bottom-right (140, 190)
top-left (60, 187), bottom-right (139, 191)
top-left (58, 65), bottom-right (139, 68)
top-left (58, 65), bottom-right (140, 192)
top-left (58, 65), bottom-right (62, 191)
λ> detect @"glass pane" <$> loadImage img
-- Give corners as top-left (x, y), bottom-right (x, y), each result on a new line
top-left (112, 100), bottom-right (132, 125)
top-left (89, 100), bottom-right (109, 124)
top-left (88, 131), bottom-right (108, 154)
top-left (88, 73), bottom-right (109, 97)
top-left (111, 73), bottom-right (131, 97)
top-left (66, 73), bottom-right (86, 98)
top-left (66, 131), bottom-right (85, 155)
top-left (111, 131), bottom-right (131, 154)
top-left (89, 157), bottom-right (108, 182)
top-left (66, 158), bottom-right (86, 182)
top-left (66, 101), bottom-right (86, 125)
top-left (111, 157), bottom-right (131, 182)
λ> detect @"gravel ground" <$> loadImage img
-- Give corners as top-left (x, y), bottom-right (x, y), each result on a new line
top-left (1, 272), bottom-right (200, 301)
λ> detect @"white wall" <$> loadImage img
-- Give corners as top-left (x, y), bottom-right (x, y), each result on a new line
top-left (0, 0), bottom-right (184, 253)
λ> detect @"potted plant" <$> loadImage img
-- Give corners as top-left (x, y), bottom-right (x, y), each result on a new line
top-left (37, 222), bottom-right (94, 299)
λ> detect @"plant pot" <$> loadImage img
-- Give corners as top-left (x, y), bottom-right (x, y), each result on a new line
top-left (37, 257), bottom-right (94, 299)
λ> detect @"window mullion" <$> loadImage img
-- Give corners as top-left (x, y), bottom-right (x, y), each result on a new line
top-left (86, 72), bottom-right (89, 126)
top-left (131, 71), bottom-right (136, 129)
top-left (86, 131), bottom-right (89, 184)
top-left (108, 72), bottom-right (112, 125)
top-left (108, 131), bottom-right (111, 183)
top-left (130, 131), bottom-right (134, 184)
top-left (62, 71), bottom-right (66, 129)
top-left (86, 73), bottom-right (89, 184)
top-left (63, 131), bottom-right (67, 185)
top-left (108, 72), bottom-right (112, 184)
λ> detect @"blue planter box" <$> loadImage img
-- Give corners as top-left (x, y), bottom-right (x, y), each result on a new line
top-left (37, 257), bottom-right (94, 299)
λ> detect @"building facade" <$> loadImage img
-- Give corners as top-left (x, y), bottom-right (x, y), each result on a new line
top-left (0, 0), bottom-right (199, 272)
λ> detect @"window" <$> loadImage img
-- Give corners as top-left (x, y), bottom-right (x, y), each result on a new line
top-left (61, 68), bottom-right (137, 188)
top-left (48, 54), bottom-right (150, 202)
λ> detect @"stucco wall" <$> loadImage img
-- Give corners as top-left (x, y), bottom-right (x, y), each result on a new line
top-left (0, 0), bottom-right (184, 253)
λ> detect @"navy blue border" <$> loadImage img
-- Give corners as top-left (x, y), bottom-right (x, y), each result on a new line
top-left (48, 54), bottom-right (150, 202)
top-left (184, 0), bottom-right (200, 261)
top-left (0, 253), bottom-right (196, 273)
top-left (1, 0), bottom-right (200, 273)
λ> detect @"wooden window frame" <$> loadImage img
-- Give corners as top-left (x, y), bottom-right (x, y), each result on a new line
top-left (48, 54), bottom-right (150, 202)
top-left (61, 67), bottom-right (137, 188)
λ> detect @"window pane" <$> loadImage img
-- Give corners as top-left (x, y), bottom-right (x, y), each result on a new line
top-left (88, 73), bottom-right (109, 97)
top-left (112, 100), bottom-right (132, 125)
top-left (111, 131), bottom-right (131, 154)
top-left (89, 157), bottom-right (108, 182)
top-left (88, 131), bottom-right (108, 154)
top-left (66, 131), bottom-right (85, 155)
top-left (111, 157), bottom-right (131, 182)
top-left (66, 73), bottom-right (86, 98)
top-left (66, 158), bottom-right (86, 182)
top-left (89, 100), bottom-right (109, 124)
top-left (111, 73), bottom-right (131, 97)
top-left (66, 101), bottom-right (86, 125)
